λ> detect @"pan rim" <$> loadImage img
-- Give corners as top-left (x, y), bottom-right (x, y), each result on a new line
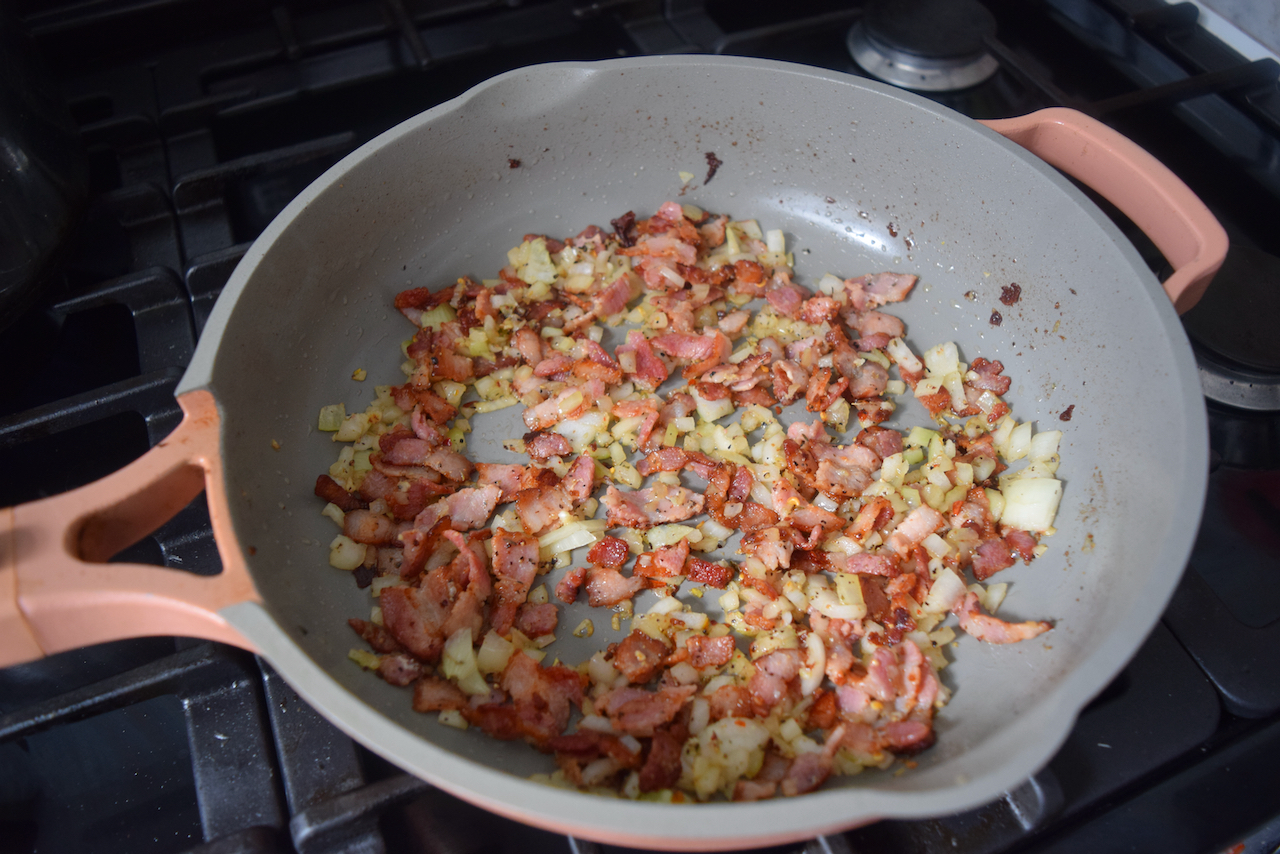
top-left (196, 54), bottom-right (1208, 847)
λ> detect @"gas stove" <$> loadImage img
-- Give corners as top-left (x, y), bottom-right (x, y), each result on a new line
top-left (2, 2), bottom-right (1279, 853)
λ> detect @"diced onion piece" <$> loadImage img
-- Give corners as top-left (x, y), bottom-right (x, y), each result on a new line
top-left (1004, 421), bottom-right (1033, 461)
top-left (539, 519), bottom-right (605, 552)
top-left (328, 535), bottom-right (366, 570)
top-left (922, 341), bottom-right (960, 377)
top-left (799, 631), bottom-right (825, 697)
top-left (921, 533), bottom-right (951, 559)
top-left (441, 628), bottom-right (490, 695)
top-left (349, 649), bottom-right (381, 670)
top-left (999, 477), bottom-right (1063, 532)
top-left (692, 389), bottom-right (734, 422)
top-left (419, 303), bottom-right (457, 330)
top-left (984, 582), bottom-right (1009, 614)
top-left (369, 575), bottom-right (405, 597)
top-left (671, 611), bottom-right (710, 631)
top-left (647, 595), bottom-right (684, 616)
top-left (1028, 430), bottom-right (1062, 462)
top-left (321, 502), bottom-right (345, 527)
top-left (922, 567), bottom-right (968, 614)
top-left (552, 410), bottom-right (609, 453)
top-left (438, 710), bottom-right (469, 729)
top-left (648, 524), bottom-right (700, 548)
top-left (318, 403), bottom-right (346, 432)
top-left (334, 412), bottom-right (370, 442)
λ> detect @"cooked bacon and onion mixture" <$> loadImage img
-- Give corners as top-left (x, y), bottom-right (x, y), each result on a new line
top-left (315, 201), bottom-right (1063, 802)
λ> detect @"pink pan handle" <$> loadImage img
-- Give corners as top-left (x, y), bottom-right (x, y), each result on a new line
top-left (0, 390), bottom-right (260, 666)
top-left (982, 108), bottom-right (1228, 314)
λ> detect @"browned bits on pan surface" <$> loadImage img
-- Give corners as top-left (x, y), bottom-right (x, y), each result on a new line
top-left (1000, 283), bottom-right (1022, 305)
top-left (704, 151), bottom-right (723, 184)
top-left (508, 158), bottom-right (522, 168)
top-left (1059, 405), bottom-right (1075, 421)
top-left (990, 310), bottom-right (1003, 326)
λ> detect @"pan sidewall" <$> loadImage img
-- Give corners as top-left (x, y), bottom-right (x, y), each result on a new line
top-left (197, 56), bottom-right (1207, 846)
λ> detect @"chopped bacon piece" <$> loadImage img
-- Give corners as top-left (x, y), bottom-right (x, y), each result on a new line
top-left (348, 617), bottom-right (403, 654)
top-left (379, 583), bottom-right (449, 663)
top-left (969, 357), bottom-right (1012, 395)
top-left (378, 653), bottom-right (428, 687)
top-left (953, 592), bottom-right (1052, 644)
top-left (718, 308), bottom-right (751, 336)
top-left (765, 280), bottom-right (808, 317)
top-left (634, 539), bottom-right (690, 582)
top-left (524, 431), bottom-right (573, 461)
top-left (709, 684), bottom-right (752, 720)
top-left (491, 530), bottom-right (539, 636)
top-left (887, 505), bottom-right (946, 556)
top-left (516, 602), bottom-right (559, 638)
top-left (852, 309), bottom-right (906, 339)
top-left (585, 567), bottom-right (645, 607)
top-left (651, 330), bottom-right (732, 379)
top-left (971, 537), bottom-right (1016, 580)
top-left (560, 454), bottom-right (595, 504)
top-left (476, 463), bottom-right (525, 504)
top-left (635, 447), bottom-right (690, 476)
top-left (773, 360), bottom-right (808, 406)
top-left (343, 508), bottom-right (398, 545)
top-left (555, 566), bottom-right (587, 604)
top-left (685, 557), bottom-right (733, 588)
top-left (515, 484), bottom-right (572, 535)
top-left (840, 552), bottom-right (899, 576)
top-left (846, 271), bottom-right (917, 309)
top-left (442, 485), bottom-right (501, 531)
top-left (686, 635), bottom-right (735, 668)
top-left (601, 684), bottom-right (696, 737)
top-left (412, 676), bottom-right (468, 712)
top-left (315, 474), bottom-right (364, 512)
top-left (496, 651), bottom-right (584, 744)
top-left (638, 728), bottom-right (685, 792)
top-left (603, 484), bottom-right (705, 529)
top-left (1005, 529), bottom-right (1038, 561)
top-left (523, 385), bottom-right (591, 432)
top-left (595, 273), bottom-right (640, 317)
top-left (587, 535), bottom-right (630, 569)
top-left (611, 630), bottom-right (671, 684)
top-left (617, 329), bottom-right (669, 389)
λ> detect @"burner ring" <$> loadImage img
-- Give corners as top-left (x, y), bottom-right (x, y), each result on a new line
top-left (1195, 348), bottom-right (1280, 412)
top-left (847, 0), bottom-right (999, 92)
top-left (848, 22), bottom-right (999, 91)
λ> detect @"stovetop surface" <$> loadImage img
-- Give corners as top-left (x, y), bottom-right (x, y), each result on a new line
top-left (2, 2), bottom-right (1279, 853)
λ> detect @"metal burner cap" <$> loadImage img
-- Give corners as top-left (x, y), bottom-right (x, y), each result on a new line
top-left (848, 0), bottom-right (999, 92)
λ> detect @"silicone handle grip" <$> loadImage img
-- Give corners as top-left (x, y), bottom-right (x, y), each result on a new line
top-left (0, 390), bottom-right (260, 666)
top-left (981, 108), bottom-right (1228, 314)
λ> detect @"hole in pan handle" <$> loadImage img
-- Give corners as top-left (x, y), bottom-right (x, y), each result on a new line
top-left (0, 390), bottom-right (261, 666)
top-left (981, 107), bottom-right (1228, 314)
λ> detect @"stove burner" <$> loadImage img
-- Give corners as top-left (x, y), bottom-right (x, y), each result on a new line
top-left (1183, 241), bottom-right (1280, 411)
top-left (847, 0), bottom-right (999, 92)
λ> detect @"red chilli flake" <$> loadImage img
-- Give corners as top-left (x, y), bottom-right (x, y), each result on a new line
top-left (1059, 404), bottom-right (1075, 421)
top-left (704, 151), bottom-right (724, 184)
top-left (989, 310), bottom-right (1003, 326)
top-left (999, 283), bottom-right (1022, 305)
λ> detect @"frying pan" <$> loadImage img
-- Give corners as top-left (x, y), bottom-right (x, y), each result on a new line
top-left (0, 56), bottom-right (1224, 849)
